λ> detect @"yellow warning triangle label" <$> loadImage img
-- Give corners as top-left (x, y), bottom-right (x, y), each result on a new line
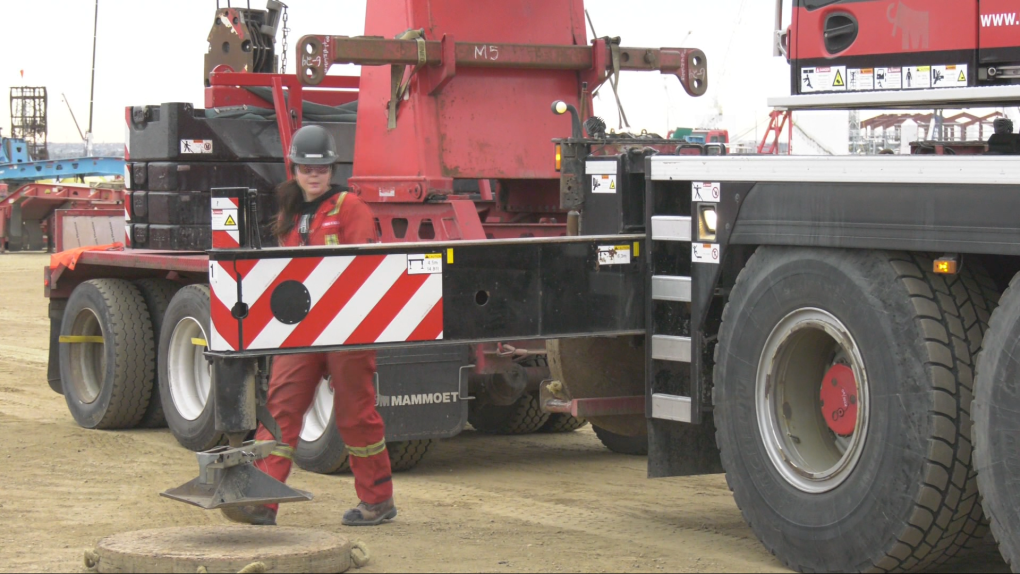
top-left (958, 70), bottom-right (966, 82)
top-left (610, 180), bottom-right (616, 190)
top-left (224, 214), bottom-right (237, 227)
top-left (833, 69), bottom-right (845, 87)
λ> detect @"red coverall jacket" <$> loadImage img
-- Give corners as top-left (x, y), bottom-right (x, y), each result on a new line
top-left (255, 185), bottom-right (393, 507)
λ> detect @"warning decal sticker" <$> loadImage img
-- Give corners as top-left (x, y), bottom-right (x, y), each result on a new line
top-left (875, 67), bottom-right (902, 90)
top-left (212, 207), bottom-right (239, 231)
top-left (592, 174), bottom-right (617, 194)
top-left (904, 66), bottom-right (932, 89)
top-left (692, 182), bottom-right (720, 203)
top-left (407, 254), bottom-right (442, 275)
top-left (848, 68), bottom-right (875, 91)
top-left (181, 139), bottom-right (213, 154)
top-left (932, 65), bottom-right (968, 89)
top-left (598, 245), bottom-right (632, 266)
top-left (806, 63), bottom-right (970, 95)
top-left (692, 243), bottom-right (720, 264)
top-left (801, 66), bottom-right (848, 93)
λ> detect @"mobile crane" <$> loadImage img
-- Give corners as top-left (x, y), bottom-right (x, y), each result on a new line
top-left (47, 0), bottom-right (1020, 571)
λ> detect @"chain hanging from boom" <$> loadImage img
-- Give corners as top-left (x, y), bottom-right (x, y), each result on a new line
top-left (280, 3), bottom-right (290, 74)
top-left (585, 10), bottom-right (629, 130)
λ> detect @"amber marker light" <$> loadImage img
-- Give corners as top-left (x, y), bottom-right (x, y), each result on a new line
top-left (933, 256), bottom-right (959, 275)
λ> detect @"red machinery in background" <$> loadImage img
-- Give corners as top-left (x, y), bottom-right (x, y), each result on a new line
top-left (0, 182), bottom-right (123, 252)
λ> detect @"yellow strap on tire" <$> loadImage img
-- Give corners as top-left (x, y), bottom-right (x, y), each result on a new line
top-left (59, 336), bottom-right (104, 344)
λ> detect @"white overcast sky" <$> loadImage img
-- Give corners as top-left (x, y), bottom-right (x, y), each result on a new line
top-left (2, 0), bottom-right (844, 149)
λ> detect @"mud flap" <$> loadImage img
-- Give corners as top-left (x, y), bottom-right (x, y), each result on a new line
top-left (375, 345), bottom-right (471, 440)
top-left (647, 417), bottom-right (723, 478)
top-left (47, 299), bottom-right (67, 394)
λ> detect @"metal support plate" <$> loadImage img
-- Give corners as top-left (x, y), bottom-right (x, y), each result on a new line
top-left (651, 335), bottom-right (692, 363)
top-left (651, 216), bottom-right (692, 242)
top-left (652, 276), bottom-right (692, 302)
top-left (651, 393), bottom-right (692, 423)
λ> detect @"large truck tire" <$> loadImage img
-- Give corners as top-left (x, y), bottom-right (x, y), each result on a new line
top-left (158, 285), bottom-right (225, 451)
top-left (593, 424), bottom-right (648, 455)
top-left (539, 413), bottom-right (588, 433)
top-left (295, 379), bottom-right (351, 474)
top-left (60, 279), bottom-right (155, 429)
top-left (714, 248), bottom-right (993, 572)
top-left (974, 272), bottom-right (1020, 571)
top-left (295, 379), bottom-right (432, 474)
top-left (132, 279), bottom-right (182, 429)
top-left (468, 392), bottom-right (549, 435)
top-left (387, 440), bottom-right (433, 472)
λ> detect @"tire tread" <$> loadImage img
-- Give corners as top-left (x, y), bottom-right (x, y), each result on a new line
top-left (387, 440), bottom-right (433, 472)
top-left (132, 279), bottom-right (181, 428)
top-left (469, 393), bottom-right (550, 435)
top-left (539, 413), bottom-right (589, 433)
top-left (974, 270), bottom-right (1020, 571)
top-left (89, 279), bottom-right (155, 429)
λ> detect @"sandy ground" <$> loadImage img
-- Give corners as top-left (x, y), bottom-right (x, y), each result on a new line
top-left (0, 252), bottom-right (1009, 573)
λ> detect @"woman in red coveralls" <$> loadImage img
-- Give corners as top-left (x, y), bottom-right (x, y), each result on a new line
top-left (222, 125), bottom-right (396, 527)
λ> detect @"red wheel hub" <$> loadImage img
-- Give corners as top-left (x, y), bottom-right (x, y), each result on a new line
top-left (819, 364), bottom-right (858, 436)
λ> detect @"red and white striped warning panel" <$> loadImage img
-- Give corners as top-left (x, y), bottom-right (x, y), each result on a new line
top-left (211, 197), bottom-right (240, 249)
top-left (209, 253), bottom-right (444, 352)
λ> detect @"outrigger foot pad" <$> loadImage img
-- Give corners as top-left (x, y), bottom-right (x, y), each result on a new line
top-left (161, 440), bottom-right (312, 510)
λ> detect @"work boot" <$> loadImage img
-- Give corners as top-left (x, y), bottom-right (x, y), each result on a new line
top-left (342, 498), bottom-right (397, 526)
top-left (220, 505), bottom-right (277, 526)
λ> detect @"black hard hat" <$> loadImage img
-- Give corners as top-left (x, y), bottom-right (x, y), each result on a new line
top-left (289, 125), bottom-right (338, 165)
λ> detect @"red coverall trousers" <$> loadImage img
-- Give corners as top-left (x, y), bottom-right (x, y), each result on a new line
top-left (254, 351), bottom-right (392, 510)
top-left (254, 186), bottom-right (392, 510)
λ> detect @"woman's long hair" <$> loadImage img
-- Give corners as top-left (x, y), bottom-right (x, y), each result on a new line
top-left (271, 179), bottom-right (305, 241)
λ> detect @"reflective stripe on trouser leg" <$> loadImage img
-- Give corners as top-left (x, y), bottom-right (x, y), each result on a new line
top-left (327, 350), bottom-right (392, 504)
top-left (346, 439), bottom-right (386, 458)
top-left (270, 444), bottom-right (295, 460)
top-left (254, 352), bottom-right (330, 512)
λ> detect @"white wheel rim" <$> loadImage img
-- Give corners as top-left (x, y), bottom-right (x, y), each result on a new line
top-left (167, 317), bottom-right (212, 421)
top-left (300, 378), bottom-right (334, 443)
top-left (756, 308), bottom-right (870, 494)
top-left (68, 308), bottom-right (105, 404)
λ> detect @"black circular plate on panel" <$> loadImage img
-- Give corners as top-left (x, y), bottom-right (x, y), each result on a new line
top-left (270, 280), bottom-right (312, 325)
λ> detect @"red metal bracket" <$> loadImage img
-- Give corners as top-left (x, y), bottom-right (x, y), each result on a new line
top-left (271, 76), bottom-right (300, 176)
top-left (423, 34), bottom-right (457, 95)
top-left (350, 176), bottom-right (454, 203)
top-left (205, 69), bottom-right (359, 111)
top-left (544, 395), bottom-right (646, 418)
top-left (297, 34), bottom-right (708, 97)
